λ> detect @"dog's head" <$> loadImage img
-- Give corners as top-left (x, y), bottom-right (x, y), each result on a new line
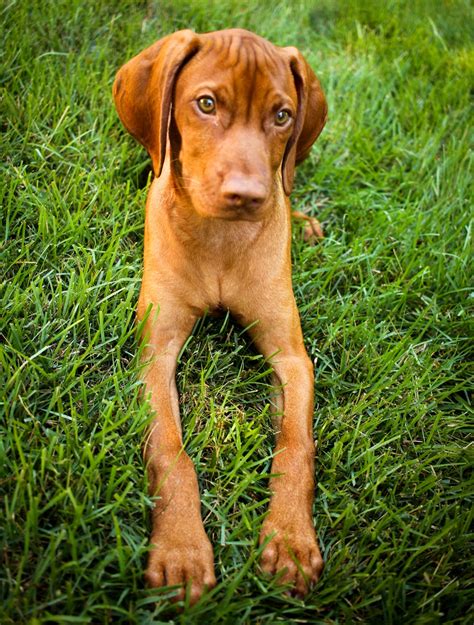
top-left (113, 29), bottom-right (327, 220)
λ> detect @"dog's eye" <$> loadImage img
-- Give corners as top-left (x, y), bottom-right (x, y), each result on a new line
top-left (275, 109), bottom-right (291, 126)
top-left (197, 96), bottom-right (216, 114)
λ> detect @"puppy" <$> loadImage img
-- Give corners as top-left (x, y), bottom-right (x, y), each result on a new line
top-left (113, 28), bottom-right (327, 603)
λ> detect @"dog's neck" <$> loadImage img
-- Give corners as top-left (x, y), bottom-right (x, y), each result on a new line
top-left (148, 161), bottom-right (289, 256)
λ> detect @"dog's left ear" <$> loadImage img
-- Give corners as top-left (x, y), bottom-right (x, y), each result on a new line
top-left (281, 48), bottom-right (328, 195)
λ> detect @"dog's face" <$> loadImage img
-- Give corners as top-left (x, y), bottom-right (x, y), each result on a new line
top-left (113, 29), bottom-right (327, 220)
top-left (171, 33), bottom-right (297, 221)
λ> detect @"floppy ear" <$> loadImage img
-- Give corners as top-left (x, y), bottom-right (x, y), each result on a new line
top-left (112, 30), bottom-right (200, 177)
top-left (281, 47), bottom-right (328, 195)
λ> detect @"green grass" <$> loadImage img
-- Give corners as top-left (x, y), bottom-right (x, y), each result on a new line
top-left (1, 0), bottom-right (473, 623)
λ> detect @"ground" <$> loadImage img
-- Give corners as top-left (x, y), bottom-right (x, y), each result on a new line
top-left (1, 0), bottom-right (472, 623)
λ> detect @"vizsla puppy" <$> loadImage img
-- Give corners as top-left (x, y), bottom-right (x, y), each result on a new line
top-left (113, 28), bottom-right (327, 604)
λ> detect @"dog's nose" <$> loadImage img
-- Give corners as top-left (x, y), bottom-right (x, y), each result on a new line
top-left (221, 175), bottom-right (267, 210)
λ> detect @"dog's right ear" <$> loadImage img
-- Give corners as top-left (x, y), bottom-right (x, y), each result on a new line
top-left (113, 30), bottom-right (200, 177)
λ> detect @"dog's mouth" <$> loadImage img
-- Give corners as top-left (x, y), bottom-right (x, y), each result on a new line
top-left (217, 206), bottom-right (267, 221)
top-left (199, 197), bottom-right (270, 221)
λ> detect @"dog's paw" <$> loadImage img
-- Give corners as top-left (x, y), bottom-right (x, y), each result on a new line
top-left (259, 521), bottom-right (324, 597)
top-left (302, 216), bottom-right (324, 242)
top-left (145, 531), bottom-right (216, 605)
top-left (291, 211), bottom-right (324, 242)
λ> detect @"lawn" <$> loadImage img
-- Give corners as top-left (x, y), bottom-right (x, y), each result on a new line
top-left (1, 0), bottom-right (473, 623)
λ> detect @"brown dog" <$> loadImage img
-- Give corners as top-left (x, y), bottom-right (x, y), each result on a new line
top-left (113, 28), bottom-right (327, 604)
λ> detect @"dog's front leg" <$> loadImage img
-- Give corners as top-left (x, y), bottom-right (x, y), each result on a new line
top-left (247, 304), bottom-right (324, 596)
top-left (140, 305), bottom-right (216, 604)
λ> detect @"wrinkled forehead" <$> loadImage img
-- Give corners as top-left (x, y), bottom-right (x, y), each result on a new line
top-left (176, 31), bottom-right (296, 103)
